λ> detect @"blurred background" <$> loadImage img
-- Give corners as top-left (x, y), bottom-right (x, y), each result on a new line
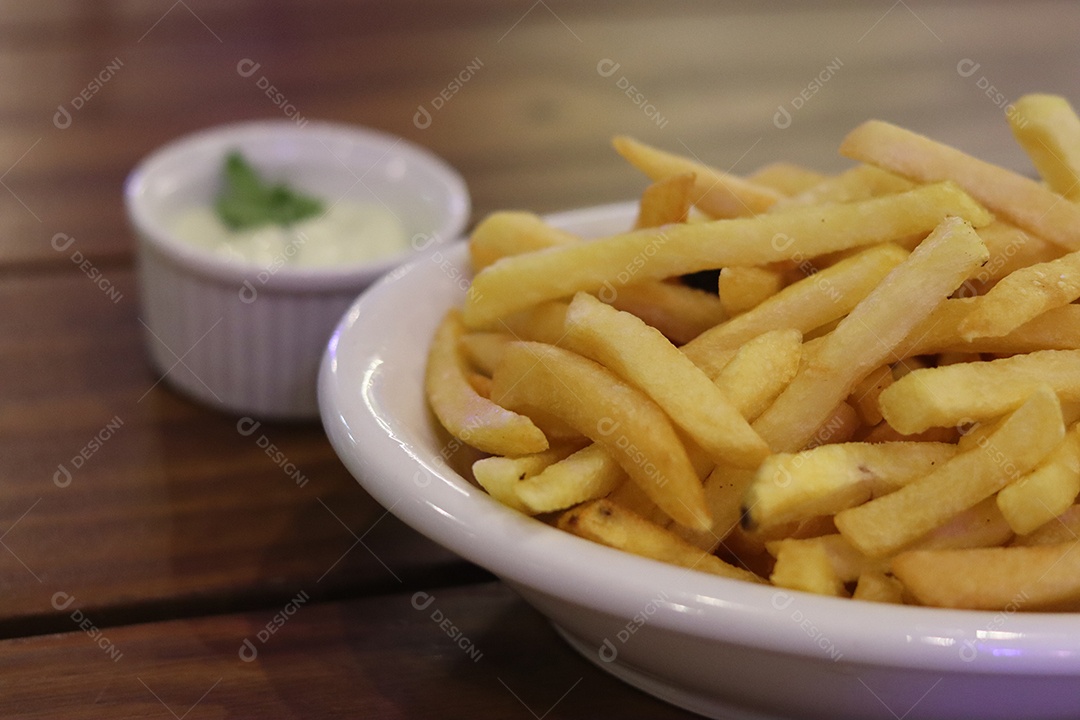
top-left (6, 0), bottom-right (1080, 273)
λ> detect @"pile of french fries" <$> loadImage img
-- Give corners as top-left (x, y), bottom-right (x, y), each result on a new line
top-left (425, 93), bottom-right (1080, 611)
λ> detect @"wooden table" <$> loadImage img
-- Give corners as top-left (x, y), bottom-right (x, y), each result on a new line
top-left (3, 1), bottom-right (1078, 717)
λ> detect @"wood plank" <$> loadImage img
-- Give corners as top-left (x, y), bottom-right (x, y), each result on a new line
top-left (0, 1), bottom-right (1078, 268)
top-left (0, 271), bottom-right (474, 632)
top-left (0, 582), bottom-right (696, 719)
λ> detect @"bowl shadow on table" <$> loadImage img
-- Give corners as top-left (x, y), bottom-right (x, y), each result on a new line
top-left (219, 581), bottom-right (696, 719)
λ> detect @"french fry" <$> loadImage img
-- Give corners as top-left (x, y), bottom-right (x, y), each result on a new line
top-left (1008, 93), bottom-right (1080, 201)
top-left (848, 364), bottom-right (894, 425)
top-left (634, 172), bottom-right (696, 228)
top-left (429, 103), bottom-right (1080, 609)
top-left (996, 425), bottom-right (1080, 535)
top-left (835, 387), bottom-right (1064, 558)
top-left (702, 406), bottom-right (863, 543)
top-left (613, 135), bottom-right (782, 217)
top-left (841, 119), bottom-right (1080, 250)
top-left (466, 372), bottom-right (492, 397)
top-left (452, 346), bottom-right (584, 442)
top-left (681, 243), bottom-right (909, 377)
top-left (463, 183), bottom-right (991, 328)
top-left (558, 499), bottom-right (764, 583)
top-left (768, 538), bottom-right (847, 597)
top-left (703, 400), bottom-right (860, 544)
top-left (954, 414), bottom-right (1007, 454)
top-left (853, 571), bottom-right (905, 604)
top-left (717, 266), bottom-right (784, 316)
top-left (891, 355), bottom-right (931, 380)
top-left (900, 300), bottom-right (1080, 357)
top-left (892, 542), bottom-right (1080, 610)
top-left (769, 534), bottom-right (889, 586)
top-left (491, 341), bottom-right (710, 530)
top-left (607, 281), bottom-right (726, 345)
top-left (562, 292), bottom-right (769, 468)
top-left (892, 298), bottom-right (985, 357)
top-left (470, 211), bottom-right (579, 271)
top-left (909, 496), bottom-right (1014, 551)
top-left (516, 443), bottom-right (626, 514)
top-left (473, 443), bottom-right (585, 513)
top-left (742, 442), bottom-right (957, 531)
top-left (965, 221), bottom-right (1063, 292)
top-left (426, 310), bottom-right (549, 456)
top-left (712, 328), bottom-right (802, 421)
top-left (806, 401), bottom-right (861, 448)
top-left (957, 249), bottom-right (1080, 340)
top-left (879, 349), bottom-right (1080, 434)
top-left (747, 162), bottom-right (828, 196)
top-left (719, 523), bottom-right (776, 569)
top-left (667, 329), bottom-right (805, 551)
top-left (802, 317), bottom-right (843, 342)
top-left (497, 301), bottom-right (570, 345)
top-left (472, 204), bottom-right (726, 345)
top-left (752, 217), bottom-right (989, 453)
top-left (698, 467), bottom-right (754, 545)
top-left (769, 164), bottom-right (914, 210)
top-left (460, 331), bottom-right (514, 376)
top-left (1011, 504), bottom-right (1080, 546)
top-left (606, 475), bottom-right (673, 528)
top-left (859, 421), bottom-right (961, 445)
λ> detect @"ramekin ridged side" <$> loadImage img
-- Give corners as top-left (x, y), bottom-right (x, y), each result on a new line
top-left (137, 240), bottom-right (360, 420)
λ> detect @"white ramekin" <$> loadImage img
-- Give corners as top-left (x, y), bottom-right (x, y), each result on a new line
top-left (126, 119), bottom-right (470, 420)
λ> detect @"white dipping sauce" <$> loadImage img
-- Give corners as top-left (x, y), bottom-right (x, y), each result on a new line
top-left (170, 201), bottom-right (408, 268)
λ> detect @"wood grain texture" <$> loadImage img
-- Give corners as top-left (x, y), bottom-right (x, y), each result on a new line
top-left (2, 1), bottom-right (1080, 715)
top-left (1, 1), bottom-right (1078, 268)
top-left (0, 271), bottom-right (475, 633)
top-left (0, 582), bottom-right (696, 719)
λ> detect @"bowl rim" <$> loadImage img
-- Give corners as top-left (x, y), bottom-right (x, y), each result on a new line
top-left (319, 200), bottom-right (1080, 677)
top-left (125, 118), bottom-right (470, 292)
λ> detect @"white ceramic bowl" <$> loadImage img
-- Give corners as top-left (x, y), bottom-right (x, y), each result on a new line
top-left (126, 119), bottom-right (469, 419)
top-left (319, 202), bottom-right (1080, 720)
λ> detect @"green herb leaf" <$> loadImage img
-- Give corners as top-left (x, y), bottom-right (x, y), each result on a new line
top-left (214, 151), bottom-right (324, 230)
